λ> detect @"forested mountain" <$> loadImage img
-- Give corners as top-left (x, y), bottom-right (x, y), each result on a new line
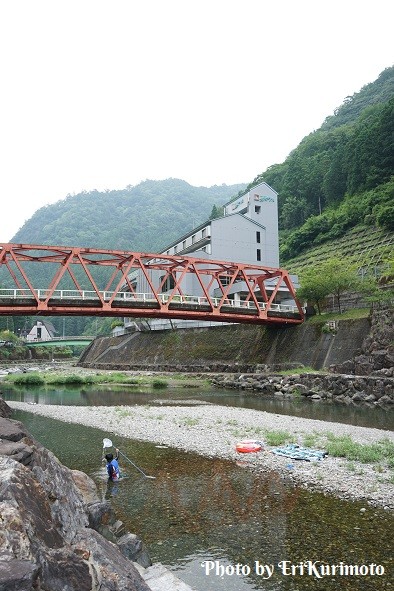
top-left (11, 179), bottom-right (246, 252)
top-left (241, 66), bottom-right (394, 263)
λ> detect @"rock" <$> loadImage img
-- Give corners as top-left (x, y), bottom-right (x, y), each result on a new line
top-left (87, 500), bottom-right (118, 542)
top-left (0, 439), bottom-right (34, 465)
top-left (0, 555), bottom-right (40, 591)
top-left (117, 533), bottom-right (152, 568)
top-left (352, 391), bottom-right (367, 402)
top-left (0, 416), bottom-right (28, 441)
top-left (72, 528), bottom-right (151, 591)
top-left (288, 383), bottom-right (309, 395)
top-left (0, 397), bottom-right (11, 418)
top-left (72, 468), bottom-right (101, 504)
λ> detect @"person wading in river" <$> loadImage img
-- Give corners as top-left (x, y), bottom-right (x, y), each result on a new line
top-left (105, 448), bottom-right (120, 481)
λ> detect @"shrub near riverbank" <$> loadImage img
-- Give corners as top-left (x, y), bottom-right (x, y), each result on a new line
top-left (4, 371), bottom-right (138, 386)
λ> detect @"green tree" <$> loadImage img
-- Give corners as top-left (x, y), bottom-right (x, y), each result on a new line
top-left (298, 258), bottom-right (363, 314)
top-left (209, 204), bottom-right (224, 220)
top-left (376, 205), bottom-right (394, 231)
top-left (297, 269), bottom-right (331, 315)
top-left (319, 259), bottom-right (362, 314)
top-left (280, 195), bottom-right (308, 229)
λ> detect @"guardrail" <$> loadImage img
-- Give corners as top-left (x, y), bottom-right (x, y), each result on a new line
top-left (24, 336), bottom-right (95, 342)
top-left (0, 289), bottom-right (302, 314)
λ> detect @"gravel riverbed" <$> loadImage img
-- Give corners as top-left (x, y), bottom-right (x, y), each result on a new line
top-left (7, 392), bottom-right (394, 511)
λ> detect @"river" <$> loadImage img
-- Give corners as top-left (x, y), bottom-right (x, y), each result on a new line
top-left (6, 382), bottom-right (394, 591)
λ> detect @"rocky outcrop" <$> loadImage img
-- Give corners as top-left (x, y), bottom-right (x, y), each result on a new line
top-left (329, 307), bottom-right (394, 376)
top-left (0, 400), bottom-right (153, 591)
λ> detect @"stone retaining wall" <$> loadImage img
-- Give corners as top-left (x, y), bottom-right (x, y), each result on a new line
top-left (79, 360), bottom-right (302, 374)
top-left (210, 372), bottom-right (394, 406)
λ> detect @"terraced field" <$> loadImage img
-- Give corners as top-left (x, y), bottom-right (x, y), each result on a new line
top-left (282, 226), bottom-right (394, 276)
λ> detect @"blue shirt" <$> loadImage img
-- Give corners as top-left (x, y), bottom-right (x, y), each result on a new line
top-left (107, 458), bottom-right (120, 481)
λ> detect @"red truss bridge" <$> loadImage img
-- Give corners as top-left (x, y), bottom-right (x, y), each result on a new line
top-left (0, 244), bottom-right (304, 325)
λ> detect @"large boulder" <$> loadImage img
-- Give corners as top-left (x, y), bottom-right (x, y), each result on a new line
top-left (0, 397), bottom-right (152, 591)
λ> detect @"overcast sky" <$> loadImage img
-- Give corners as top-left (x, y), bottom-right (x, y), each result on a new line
top-left (0, 0), bottom-right (392, 242)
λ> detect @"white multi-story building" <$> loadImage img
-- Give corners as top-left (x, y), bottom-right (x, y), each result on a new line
top-left (162, 181), bottom-right (279, 267)
top-left (122, 181), bottom-right (299, 331)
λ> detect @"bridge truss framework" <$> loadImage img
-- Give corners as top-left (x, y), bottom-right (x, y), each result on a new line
top-left (0, 243), bottom-right (304, 325)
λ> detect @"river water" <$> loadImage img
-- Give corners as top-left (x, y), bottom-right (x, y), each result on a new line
top-left (3, 383), bottom-right (394, 430)
top-left (6, 384), bottom-right (394, 591)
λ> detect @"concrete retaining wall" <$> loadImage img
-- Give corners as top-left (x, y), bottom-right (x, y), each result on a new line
top-left (79, 317), bottom-right (371, 371)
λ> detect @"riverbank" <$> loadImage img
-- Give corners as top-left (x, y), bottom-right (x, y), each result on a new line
top-left (8, 388), bottom-right (394, 511)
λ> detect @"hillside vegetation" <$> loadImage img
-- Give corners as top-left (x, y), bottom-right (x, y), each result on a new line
top-left (242, 66), bottom-right (393, 268)
top-left (284, 225), bottom-right (394, 277)
top-left (12, 179), bottom-right (246, 252)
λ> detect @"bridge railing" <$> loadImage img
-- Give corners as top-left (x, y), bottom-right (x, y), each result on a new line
top-left (0, 288), bottom-right (302, 314)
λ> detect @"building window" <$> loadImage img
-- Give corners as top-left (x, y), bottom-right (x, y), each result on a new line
top-left (256, 231), bottom-right (260, 243)
top-left (192, 234), bottom-right (196, 244)
top-left (257, 249), bottom-right (261, 261)
top-left (202, 228), bottom-right (206, 239)
top-left (255, 206), bottom-right (261, 214)
top-left (182, 240), bottom-right (186, 250)
top-left (219, 275), bottom-right (231, 286)
top-left (174, 245), bottom-right (178, 253)
top-left (161, 275), bottom-right (175, 292)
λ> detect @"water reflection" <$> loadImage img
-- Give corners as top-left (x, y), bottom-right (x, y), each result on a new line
top-left (12, 410), bottom-right (394, 591)
top-left (3, 383), bottom-right (393, 430)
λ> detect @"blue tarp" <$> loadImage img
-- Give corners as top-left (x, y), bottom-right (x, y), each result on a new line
top-left (272, 443), bottom-right (328, 462)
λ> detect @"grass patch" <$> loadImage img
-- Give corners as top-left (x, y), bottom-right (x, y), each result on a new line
top-left (345, 461), bottom-right (364, 475)
top-left (114, 407), bottom-right (133, 418)
top-left (62, 374), bottom-right (88, 385)
top-left (325, 433), bottom-right (394, 465)
top-left (306, 308), bottom-right (370, 324)
top-left (3, 370), bottom-right (169, 389)
top-left (43, 373), bottom-right (96, 385)
top-left (182, 417), bottom-right (200, 427)
top-left (6, 373), bottom-right (45, 386)
top-left (302, 432), bottom-right (321, 448)
top-left (122, 378), bottom-right (141, 387)
top-left (263, 429), bottom-right (296, 446)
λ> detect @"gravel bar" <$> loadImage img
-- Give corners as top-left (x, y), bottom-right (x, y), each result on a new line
top-left (8, 399), bottom-right (394, 511)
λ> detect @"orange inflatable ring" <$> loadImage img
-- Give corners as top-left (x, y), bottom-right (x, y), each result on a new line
top-left (235, 440), bottom-right (263, 453)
